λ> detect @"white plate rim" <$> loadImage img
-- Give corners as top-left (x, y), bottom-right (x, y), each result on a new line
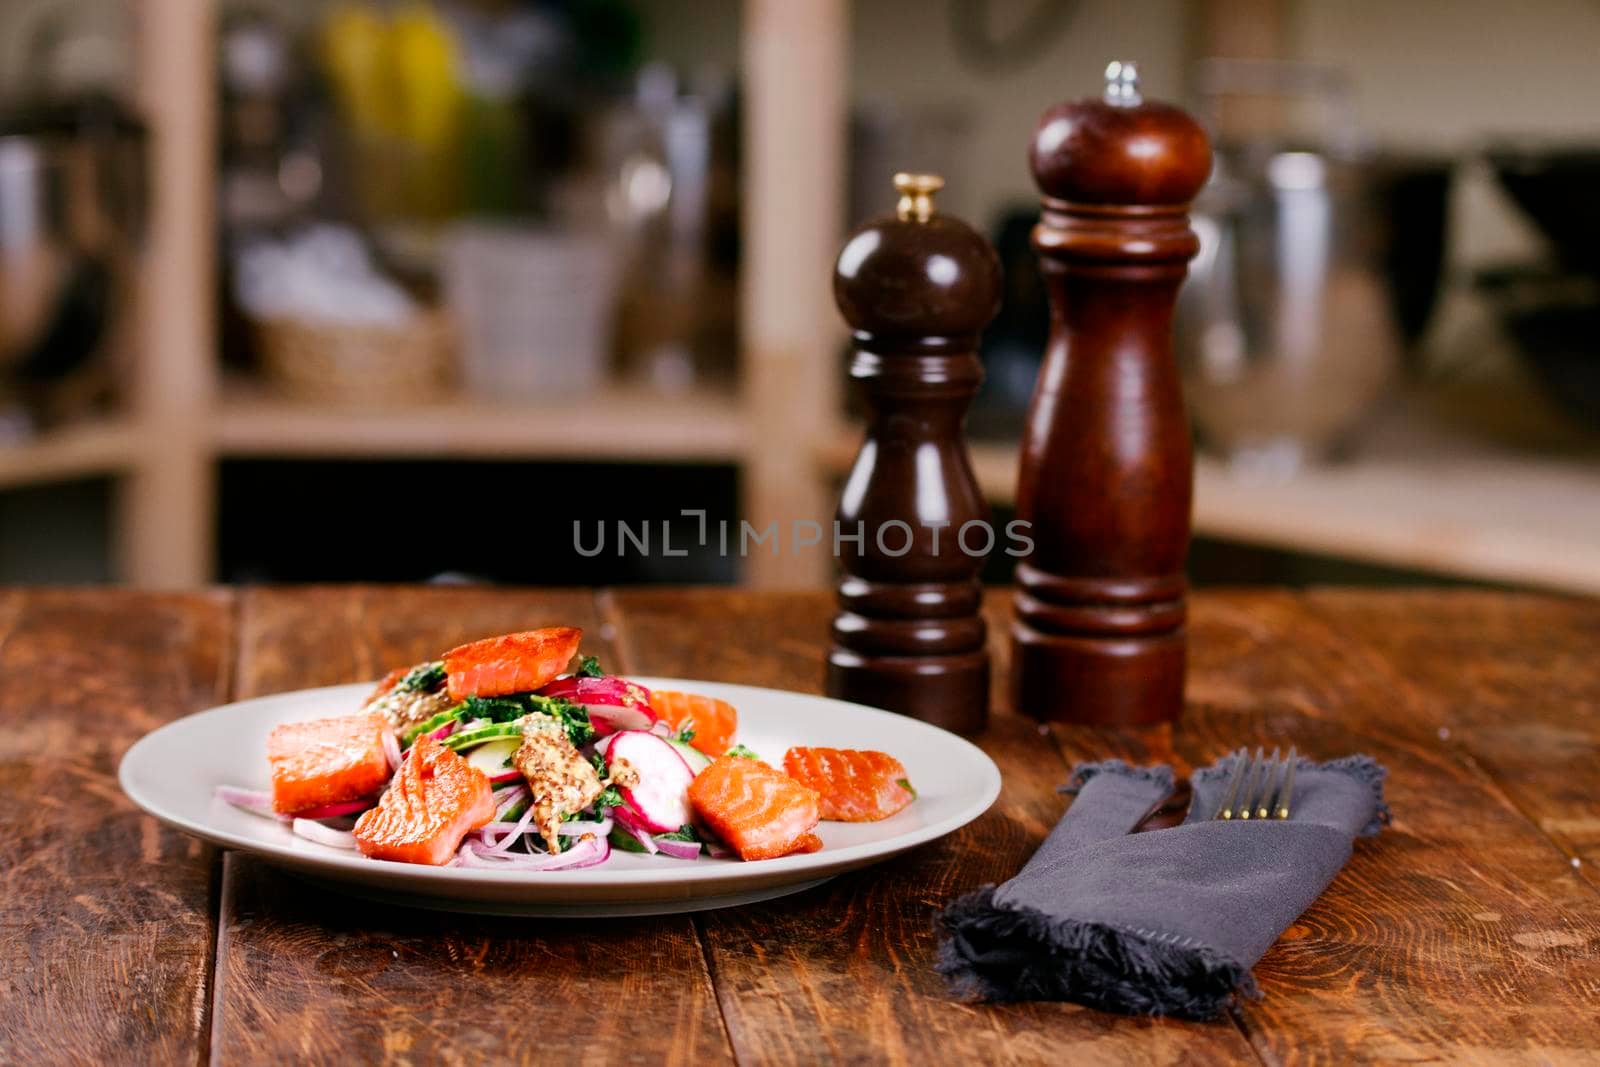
top-left (119, 677), bottom-right (1002, 898)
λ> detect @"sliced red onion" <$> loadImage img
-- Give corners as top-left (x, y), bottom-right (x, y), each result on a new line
top-left (294, 798), bottom-right (372, 820)
top-left (550, 834), bottom-right (611, 870)
top-left (656, 837), bottom-right (703, 860)
top-left (382, 729), bottom-right (401, 772)
top-left (648, 721), bottom-right (672, 739)
top-left (477, 813), bottom-right (614, 843)
top-left (479, 802), bottom-right (540, 855)
top-left (216, 785), bottom-right (290, 822)
top-left (456, 833), bottom-right (609, 871)
top-left (612, 805), bottom-right (659, 854)
top-left (704, 841), bottom-right (734, 859)
top-left (559, 815), bottom-right (614, 837)
top-left (492, 785), bottom-right (529, 821)
top-left (292, 818), bottom-right (357, 849)
top-left (610, 802), bottom-right (647, 833)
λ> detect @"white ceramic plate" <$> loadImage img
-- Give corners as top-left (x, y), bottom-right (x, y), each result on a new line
top-left (120, 677), bottom-right (1001, 916)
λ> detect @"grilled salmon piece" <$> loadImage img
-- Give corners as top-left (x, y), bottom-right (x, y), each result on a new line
top-left (367, 666), bottom-right (410, 704)
top-left (268, 712), bottom-right (392, 815)
top-left (782, 747), bottom-right (915, 822)
top-left (688, 756), bottom-right (821, 861)
top-left (353, 735), bottom-right (495, 865)
top-left (651, 690), bottom-right (738, 758)
top-left (442, 627), bottom-right (583, 701)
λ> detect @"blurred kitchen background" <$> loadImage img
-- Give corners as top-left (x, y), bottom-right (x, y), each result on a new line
top-left (1, 0), bottom-right (1596, 591)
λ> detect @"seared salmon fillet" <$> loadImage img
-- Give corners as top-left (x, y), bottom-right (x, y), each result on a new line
top-left (688, 756), bottom-right (821, 860)
top-left (268, 711), bottom-right (392, 815)
top-left (781, 747), bottom-right (915, 822)
top-left (442, 627), bottom-right (583, 701)
top-left (651, 690), bottom-right (738, 758)
top-left (353, 735), bottom-right (495, 865)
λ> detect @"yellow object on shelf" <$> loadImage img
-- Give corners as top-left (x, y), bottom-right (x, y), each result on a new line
top-left (320, 2), bottom-right (463, 221)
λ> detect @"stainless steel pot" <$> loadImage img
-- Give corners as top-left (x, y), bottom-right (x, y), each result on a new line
top-left (1175, 60), bottom-right (1448, 476)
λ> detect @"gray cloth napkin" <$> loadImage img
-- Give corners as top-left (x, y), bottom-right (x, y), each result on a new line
top-left (937, 753), bottom-right (1388, 1019)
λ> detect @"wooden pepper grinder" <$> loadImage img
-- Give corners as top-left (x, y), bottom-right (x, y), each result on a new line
top-left (827, 173), bottom-right (1002, 732)
top-left (1010, 61), bottom-right (1213, 726)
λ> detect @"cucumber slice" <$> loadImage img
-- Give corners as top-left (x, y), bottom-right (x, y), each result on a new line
top-left (400, 704), bottom-right (466, 746)
top-left (464, 737), bottom-right (520, 779)
top-left (500, 796), bottom-right (530, 821)
top-left (608, 826), bottom-right (649, 853)
top-left (666, 738), bottom-right (711, 775)
top-left (442, 722), bottom-right (523, 750)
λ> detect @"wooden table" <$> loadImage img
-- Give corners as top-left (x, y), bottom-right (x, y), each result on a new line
top-left (6, 587), bottom-right (1600, 1064)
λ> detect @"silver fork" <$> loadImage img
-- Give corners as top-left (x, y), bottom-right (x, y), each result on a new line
top-left (1212, 745), bottom-right (1297, 820)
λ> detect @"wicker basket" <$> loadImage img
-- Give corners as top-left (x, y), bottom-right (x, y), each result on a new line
top-left (255, 310), bottom-right (456, 405)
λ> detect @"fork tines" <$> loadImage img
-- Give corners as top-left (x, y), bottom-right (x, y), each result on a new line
top-left (1213, 745), bottom-right (1297, 821)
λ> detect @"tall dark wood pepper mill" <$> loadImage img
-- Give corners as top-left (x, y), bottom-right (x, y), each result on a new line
top-left (827, 173), bottom-right (1002, 733)
top-left (1010, 61), bottom-right (1213, 726)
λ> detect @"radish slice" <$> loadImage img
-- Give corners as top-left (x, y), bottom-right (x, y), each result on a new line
top-left (292, 818), bottom-right (357, 849)
top-left (538, 676), bottom-right (658, 738)
top-left (382, 730), bottom-right (401, 772)
top-left (606, 731), bottom-right (694, 833)
top-left (294, 798), bottom-right (373, 819)
top-left (539, 675), bottom-right (654, 708)
top-left (585, 703), bottom-right (658, 737)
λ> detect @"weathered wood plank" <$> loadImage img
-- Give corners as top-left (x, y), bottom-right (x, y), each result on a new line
top-left (1304, 588), bottom-right (1600, 868)
top-left (1048, 591), bottom-right (1600, 1063)
top-left (0, 589), bottom-right (233, 1065)
top-left (211, 587), bottom-right (732, 1066)
top-left (607, 587), bottom-right (1259, 1066)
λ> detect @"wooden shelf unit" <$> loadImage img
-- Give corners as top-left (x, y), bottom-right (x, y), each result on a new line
top-left (0, 0), bottom-right (847, 587)
top-left (0, 418), bottom-right (143, 492)
top-left (213, 379), bottom-right (748, 463)
top-left (12, 1), bottom-right (1593, 596)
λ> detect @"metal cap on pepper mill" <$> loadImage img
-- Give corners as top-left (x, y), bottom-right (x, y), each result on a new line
top-left (1010, 62), bottom-right (1212, 726)
top-left (827, 172), bottom-right (1002, 733)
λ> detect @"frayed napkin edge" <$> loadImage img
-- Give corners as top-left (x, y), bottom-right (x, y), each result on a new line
top-left (935, 885), bottom-right (1258, 1020)
top-left (1059, 759), bottom-right (1175, 796)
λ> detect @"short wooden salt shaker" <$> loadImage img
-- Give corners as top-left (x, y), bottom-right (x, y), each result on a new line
top-left (1010, 61), bottom-right (1213, 726)
top-left (827, 173), bottom-right (1002, 732)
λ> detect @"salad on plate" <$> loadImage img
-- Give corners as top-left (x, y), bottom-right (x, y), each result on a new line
top-left (218, 627), bottom-right (918, 871)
